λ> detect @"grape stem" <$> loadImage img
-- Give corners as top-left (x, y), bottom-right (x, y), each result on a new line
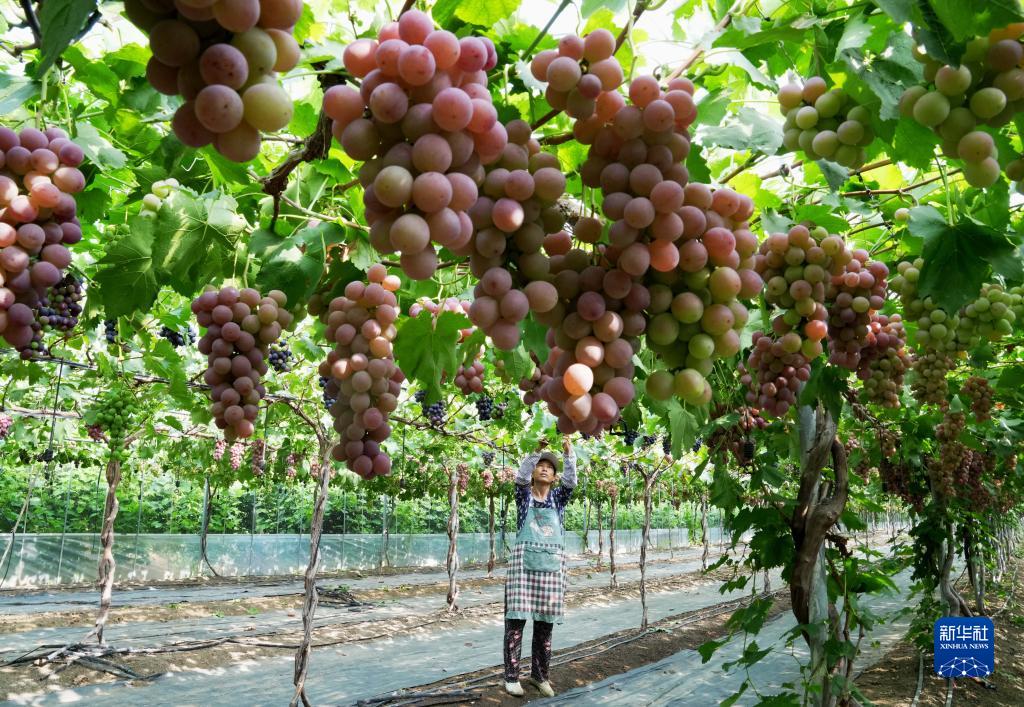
top-left (522, 0), bottom-right (573, 59)
top-left (665, 0), bottom-right (749, 81)
top-left (398, 0), bottom-right (416, 16)
top-left (18, 0), bottom-right (41, 44)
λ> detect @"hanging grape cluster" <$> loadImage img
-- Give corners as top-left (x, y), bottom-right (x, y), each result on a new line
top-left (454, 360), bottom-right (485, 395)
top-left (0, 412), bottom-right (12, 439)
top-left (0, 126), bottom-right (86, 357)
top-left (318, 263), bottom-right (404, 478)
top-left (778, 77), bottom-right (873, 168)
top-left (857, 314), bottom-right (910, 408)
top-left (268, 341), bottom-right (293, 372)
top-left (126, 0), bottom-right (301, 161)
top-left (707, 404), bottom-right (767, 465)
top-left (929, 408), bottom-right (967, 498)
top-left (192, 286), bottom-right (293, 439)
top-left (213, 438), bottom-right (227, 461)
top-left (465, 120), bottom-right (567, 349)
top-left (285, 452), bottom-right (299, 479)
top-left (87, 383), bottom-right (143, 461)
top-left (961, 376), bottom-right (994, 422)
top-left (900, 28), bottom-right (1024, 187)
top-left (35, 273), bottom-right (84, 337)
top-left (889, 259), bottom-right (960, 351)
top-left (955, 283), bottom-right (1016, 346)
top-left (739, 331), bottom-right (811, 417)
top-left (326, 11), bottom-right (504, 281)
top-left (229, 441), bottom-right (245, 471)
top-left (824, 248), bottom-right (890, 370)
top-left (140, 178), bottom-right (180, 216)
top-left (755, 224), bottom-right (849, 361)
top-left (251, 438), bottom-right (266, 476)
top-left (160, 324), bottom-right (196, 348)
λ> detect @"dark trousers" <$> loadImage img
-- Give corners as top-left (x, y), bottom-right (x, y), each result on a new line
top-left (503, 618), bottom-right (553, 682)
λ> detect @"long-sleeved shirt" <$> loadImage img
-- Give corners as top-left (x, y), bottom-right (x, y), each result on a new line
top-left (514, 448), bottom-right (577, 533)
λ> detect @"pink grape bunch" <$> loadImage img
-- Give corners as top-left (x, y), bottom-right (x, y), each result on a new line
top-left (192, 286), bottom-right (294, 440)
top-left (480, 468), bottom-right (494, 490)
top-left (318, 263), bottom-right (405, 479)
top-left (285, 452), bottom-right (299, 478)
top-left (530, 29), bottom-right (626, 124)
top-left (457, 461), bottom-right (470, 493)
top-left (464, 120), bottom-right (568, 349)
top-left (778, 77), bottom-right (873, 168)
top-left (754, 224), bottom-right (851, 362)
top-left (213, 438), bottom-right (227, 461)
top-left (229, 441), bottom-right (245, 471)
top-left (0, 412), bottom-right (12, 439)
top-left (856, 313), bottom-right (910, 408)
top-left (0, 126), bottom-right (86, 358)
top-left (824, 249), bottom-right (889, 370)
top-left (454, 359), bottom-right (486, 395)
top-left (739, 331), bottom-right (812, 418)
top-left (324, 10), bottom-right (505, 281)
top-left (251, 438), bottom-right (266, 476)
top-left (125, 0), bottom-right (302, 161)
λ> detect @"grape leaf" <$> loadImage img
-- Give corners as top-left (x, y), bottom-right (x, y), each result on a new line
top-left (394, 311), bottom-right (469, 404)
top-left (698, 107), bottom-right (783, 156)
top-left (910, 206), bottom-right (1019, 311)
top-left (150, 191), bottom-right (245, 295)
top-left (0, 73), bottom-right (38, 115)
top-left (892, 119), bottom-right (937, 169)
top-left (798, 360), bottom-right (847, 421)
top-left (450, 0), bottom-right (518, 27)
top-left (929, 0), bottom-right (1024, 43)
top-left (92, 222), bottom-right (159, 317)
top-left (34, 0), bottom-right (99, 78)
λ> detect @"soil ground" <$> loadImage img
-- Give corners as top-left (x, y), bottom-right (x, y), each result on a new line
top-left (858, 556), bottom-right (1024, 707)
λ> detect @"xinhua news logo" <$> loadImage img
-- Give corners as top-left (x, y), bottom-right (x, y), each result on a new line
top-left (933, 617), bottom-right (995, 678)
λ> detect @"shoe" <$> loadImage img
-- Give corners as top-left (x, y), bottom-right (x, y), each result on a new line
top-left (529, 677), bottom-right (555, 697)
top-left (504, 681), bottom-right (525, 697)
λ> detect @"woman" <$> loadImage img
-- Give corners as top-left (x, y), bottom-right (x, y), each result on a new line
top-left (503, 437), bottom-right (576, 697)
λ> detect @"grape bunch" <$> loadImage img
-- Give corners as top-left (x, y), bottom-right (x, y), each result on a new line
top-left (756, 224), bottom-right (850, 361)
top-left (481, 468), bottom-right (494, 490)
top-left (213, 438), bottom-right (227, 461)
top-left (87, 382), bottom-right (142, 460)
top-left (318, 375), bottom-right (336, 410)
top-left (621, 424), bottom-right (638, 445)
top-left (661, 436), bottom-right (672, 456)
top-left (824, 249), bottom-right (889, 370)
top-left (457, 462), bottom-right (470, 494)
top-left (140, 178), bottom-right (180, 216)
top-left (464, 120), bottom-right (568, 349)
top-left (900, 28), bottom-right (1024, 187)
top-left (475, 394), bottom-right (494, 421)
top-left (707, 404), bottom-right (767, 464)
top-left (87, 424), bottom-right (105, 442)
top-left (35, 273), bottom-right (84, 335)
top-left (125, 0), bottom-right (301, 161)
top-left (455, 359), bottom-right (485, 394)
top-left (0, 126), bottom-right (86, 357)
top-left (778, 76), bottom-right (873, 167)
top-left (318, 263), bottom-right (404, 478)
top-left (268, 342), bottom-right (293, 372)
top-left (104, 319), bottom-right (118, 344)
top-left (325, 10), bottom-right (505, 280)
top-left (857, 314), bottom-right (910, 408)
top-left (482, 450), bottom-right (495, 466)
top-left (423, 399), bottom-right (445, 426)
top-left (929, 408), bottom-right (967, 498)
top-left (961, 376), bottom-right (994, 422)
top-left (192, 286), bottom-right (293, 439)
top-left (0, 412), bottom-right (12, 439)
top-left (251, 438), bottom-right (266, 476)
top-left (285, 452), bottom-right (299, 479)
top-left (889, 259), bottom-right (960, 352)
top-left (955, 283), bottom-right (1016, 347)
top-left (529, 29), bottom-right (627, 124)
top-left (229, 441), bottom-right (245, 471)
top-left (160, 324), bottom-right (196, 347)
top-left (518, 361), bottom-right (548, 406)
top-left (640, 434), bottom-right (656, 449)
top-left (739, 331), bottom-right (812, 417)
top-left (910, 350), bottom-right (957, 405)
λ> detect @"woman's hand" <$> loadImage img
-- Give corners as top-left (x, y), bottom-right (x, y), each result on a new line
top-left (562, 436), bottom-right (572, 453)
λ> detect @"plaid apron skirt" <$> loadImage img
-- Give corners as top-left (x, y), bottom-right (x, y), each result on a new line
top-left (505, 505), bottom-right (566, 624)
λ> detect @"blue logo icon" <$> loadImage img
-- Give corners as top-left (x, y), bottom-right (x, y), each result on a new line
top-left (934, 617), bottom-right (994, 678)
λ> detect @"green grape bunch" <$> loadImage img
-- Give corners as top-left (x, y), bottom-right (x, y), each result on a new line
top-left (778, 76), bottom-right (873, 168)
top-left (87, 383), bottom-right (143, 461)
top-left (955, 283), bottom-right (1017, 347)
top-left (889, 258), bottom-right (961, 352)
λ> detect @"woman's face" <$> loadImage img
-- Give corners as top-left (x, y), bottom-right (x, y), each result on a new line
top-left (533, 460), bottom-right (556, 484)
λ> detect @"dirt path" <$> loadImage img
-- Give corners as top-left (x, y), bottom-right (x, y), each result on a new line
top-left (858, 556), bottom-right (1024, 706)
